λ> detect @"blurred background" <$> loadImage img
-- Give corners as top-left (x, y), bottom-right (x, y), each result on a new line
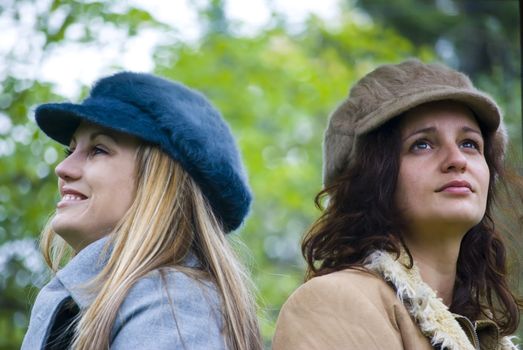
top-left (0, 0), bottom-right (520, 348)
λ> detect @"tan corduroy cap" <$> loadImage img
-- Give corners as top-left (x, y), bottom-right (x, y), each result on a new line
top-left (323, 59), bottom-right (505, 187)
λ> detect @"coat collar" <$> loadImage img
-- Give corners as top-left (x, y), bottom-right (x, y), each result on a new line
top-left (55, 236), bottom-right (111, 308)
top-left (55, 236), bottom-right (201, 309)
top-left (364, 250), bottom-right (518, 350)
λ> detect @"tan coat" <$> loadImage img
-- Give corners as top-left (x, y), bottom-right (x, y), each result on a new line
top-left (273, 251), bottom-right (517, 350)
top-left (273, 269), bottom-right (433, 349)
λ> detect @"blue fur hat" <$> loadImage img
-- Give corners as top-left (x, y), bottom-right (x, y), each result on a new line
top-left (35, 72), bottom-right (251, 233)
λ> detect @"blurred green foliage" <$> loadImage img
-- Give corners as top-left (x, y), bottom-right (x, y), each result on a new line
top-left (0, 0), bottom-right (520, 348)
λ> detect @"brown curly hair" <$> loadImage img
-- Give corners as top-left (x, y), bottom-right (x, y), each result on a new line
top-left (302, 114), bottom-right (522, 335)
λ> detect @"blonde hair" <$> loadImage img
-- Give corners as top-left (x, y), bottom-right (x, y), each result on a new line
top-left (40, 145), bottom-right (262, 350)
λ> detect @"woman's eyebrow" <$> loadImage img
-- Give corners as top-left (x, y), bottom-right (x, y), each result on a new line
top-left (89, 131), bottom-right (118, 143)
top-left (402, 125), bottom-right (482, 142)
top-left (462, 126), bottom-right (482, 135)
top-left (402, 126), bottom-right (436, 141)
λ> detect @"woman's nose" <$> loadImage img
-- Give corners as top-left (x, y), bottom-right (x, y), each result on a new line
top-left (55, 152), bottom-right (82, 181)
top-left (440, 144), bottom-right (467, 173)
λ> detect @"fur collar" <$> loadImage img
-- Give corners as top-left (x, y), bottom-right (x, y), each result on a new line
top-left (364, 250), bottom-right (518, 350)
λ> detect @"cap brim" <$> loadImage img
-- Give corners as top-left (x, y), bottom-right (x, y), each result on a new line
top-left (35, 99), bottom-right (162, 146)
top-left (354, 87), bottom-right (501, 135)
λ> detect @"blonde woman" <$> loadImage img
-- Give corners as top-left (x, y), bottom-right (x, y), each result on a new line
top-left (22, 72), bottom-right (262, 350)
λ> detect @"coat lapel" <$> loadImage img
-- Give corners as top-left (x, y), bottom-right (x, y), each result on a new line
top-left (364, 250), bottom-right (518, 350)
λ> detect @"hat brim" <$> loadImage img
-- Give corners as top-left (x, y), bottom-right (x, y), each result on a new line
top-left (354, 87), bottom-right (501, 135)
top-left (35, 98), bottom-right (164, 146)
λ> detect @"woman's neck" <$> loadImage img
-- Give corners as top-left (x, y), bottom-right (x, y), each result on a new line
top-left (403, 230), bottom-right (463, 306)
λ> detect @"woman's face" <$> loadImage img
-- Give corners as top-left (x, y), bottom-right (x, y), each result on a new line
top-left (395, 102), bottom-right (490, 238)
top-left (52, 122), bottom-right (140, 251)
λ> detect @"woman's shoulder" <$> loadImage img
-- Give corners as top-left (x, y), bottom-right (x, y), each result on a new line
top-left (122, 266), bottom-right (220, 312)
top-left (273, 268), bottom-right (411, 350)
top-left (310, 267), bottom-right (387, 284)
top-left (288, 268), bottom-right (396, 304)
top-left (111, 266), bottom-right (225, 349)
top-left (276, 268), bottom-right (405, 327)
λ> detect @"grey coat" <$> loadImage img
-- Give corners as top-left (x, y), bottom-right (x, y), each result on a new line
top-left (22, 237), bottom-right (227, 349)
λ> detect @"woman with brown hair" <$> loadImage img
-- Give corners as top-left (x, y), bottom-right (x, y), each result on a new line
top-left (273, 59), bottom-right (521, 349)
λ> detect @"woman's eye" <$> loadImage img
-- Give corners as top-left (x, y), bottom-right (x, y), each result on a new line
top-left (410, 140), bottom-right (432, 151)
top-left (64, 148), bottom-right (73, 157)
top-left (91, 146), bottom-right (108, 156)
top-left (461, 139), bottom-right (480, 150)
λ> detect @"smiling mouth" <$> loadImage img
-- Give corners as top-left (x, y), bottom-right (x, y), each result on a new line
top-left (57, 193), bottom-right (88, 208)
top-left (62, 194), bottom-right (86, 201)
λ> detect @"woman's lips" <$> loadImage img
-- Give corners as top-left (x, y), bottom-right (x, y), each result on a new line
top-left (440, 186), bottom-right (472, 194)
top-left (57, 196), bottom-right (87, 208)
top-left (57, 188), bottom-right (88, 208)
top-left (436, 180), bottom-right (473, 194)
